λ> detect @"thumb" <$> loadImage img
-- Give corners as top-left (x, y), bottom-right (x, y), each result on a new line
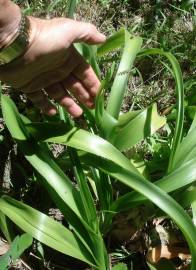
top-left (70, 21), bottom-right (106, 45)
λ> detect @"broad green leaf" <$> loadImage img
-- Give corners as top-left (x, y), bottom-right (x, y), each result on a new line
top-left (97, 29), bottom-right (125, 56)
top-left (58, 151), bottom-right (196, 209)
top-left (112, 262), bottom-right (128, 270)
top-left (97, 30), bottom-right (143, 123)
top-left (0, 233), bottom-right (32, 270)
top-left (118, 110), bottom-right (141, 125)
top-left (106, 34), bottom-right (142, 119)
top-left (111, 103), bottom-right (166, 150)
top-left (0, 196), bottom-right (96, 267)
top-left (27, 123), bottom-right (140, 176)
top-left (26, 121), bottom-right (196, 206)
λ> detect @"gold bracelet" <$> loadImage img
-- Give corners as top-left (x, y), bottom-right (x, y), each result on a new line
top-left (0, 13), bottom-right (30, 66)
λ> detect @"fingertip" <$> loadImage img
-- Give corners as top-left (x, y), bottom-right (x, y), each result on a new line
top-left (97, 33), bottom-right (106, 43)
top-left (60, 96), bottom-right (83, 117)
top-left (44, 107), bottom-right (57, 116)
top-left (70, 105), bottom-right (83, 118)
top-left (87, 32), bottom-right (106, 45)
top-left (74, 21), bottom-right (106, 45)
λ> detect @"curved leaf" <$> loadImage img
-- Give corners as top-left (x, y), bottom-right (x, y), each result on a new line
top-left (112, 157), bottom-right (196, 211)
top-left (97, 29), bottom-right (125, 56)
top-left (138, 49), bottom-right (184, 172)
top-left (111, 103), bottom-right (166, 150)
top-left (0, 196), bottom-right (96, 267)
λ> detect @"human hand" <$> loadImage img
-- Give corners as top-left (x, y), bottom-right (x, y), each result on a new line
top-left (0, 17), bottom-right (106, 117)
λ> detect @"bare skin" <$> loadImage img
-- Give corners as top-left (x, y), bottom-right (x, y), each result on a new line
top-left (0, 1), bottom-right (106, 117)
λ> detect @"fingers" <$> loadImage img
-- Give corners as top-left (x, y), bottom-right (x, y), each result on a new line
top-left (70, 21), bottom-right (106, 45)
top-left (73, 58), bottom-right (101, 98)
top-left (26, 59), bottom-right (99, 117)
top-left (59, 95), bottom-right (83, 118)
top-left (22, 50), bottom-right (100, 117)
top-left (45, 83), bottom-right (83, 118)
top-left (45, 73), bottom-right (98, 117)
top-left (28, 84), bottom-right (84, 118)
top-left (27, 91), bottom-right (57, 116)
top-left (62, 74), bottom-right (94, 107)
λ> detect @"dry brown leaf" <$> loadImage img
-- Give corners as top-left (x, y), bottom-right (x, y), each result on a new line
top-left (146, 245), bottom-right (191, 263)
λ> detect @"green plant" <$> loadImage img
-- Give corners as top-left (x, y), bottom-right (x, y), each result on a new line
top-left (0, 233), bottom-right (33, 270)
top-left (0, 27), bottom-right (196, 270)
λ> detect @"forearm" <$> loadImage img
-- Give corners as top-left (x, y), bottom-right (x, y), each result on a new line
top-left (0, 0), bottom-right (21, 48)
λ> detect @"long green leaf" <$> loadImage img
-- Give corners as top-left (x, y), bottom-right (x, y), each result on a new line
top-left (112, 156), bottom-right (196, 211)
top-left (138, 49), bottom-right (184, 173)
top-left (106, 34), bottom-right (142, 119)
top-left (0, 196), bottom-right (96, 267)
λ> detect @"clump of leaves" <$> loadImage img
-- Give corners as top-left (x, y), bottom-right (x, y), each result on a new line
top-left (0, 26), bottom-right (196, 270)
top-left (0, 233), bottom-right (32, 270)
top-left (0, 1), bottom-right (195, 269)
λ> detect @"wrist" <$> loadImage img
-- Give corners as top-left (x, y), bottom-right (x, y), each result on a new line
top-left (0, 0), bottom-right (21, 48)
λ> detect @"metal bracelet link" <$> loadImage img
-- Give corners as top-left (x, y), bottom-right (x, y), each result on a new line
top-left (0, 13), bottom-right (30, 66)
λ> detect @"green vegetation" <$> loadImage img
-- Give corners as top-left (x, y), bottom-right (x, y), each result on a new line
top-left (0, 1), bottom-right (195, 269)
